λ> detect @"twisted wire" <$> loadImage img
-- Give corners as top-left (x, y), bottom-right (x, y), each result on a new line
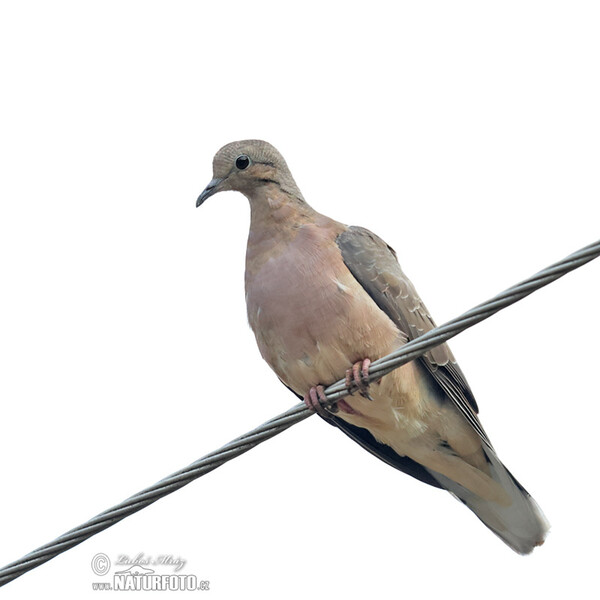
top-left (1, 238), bottom-right (598, 587)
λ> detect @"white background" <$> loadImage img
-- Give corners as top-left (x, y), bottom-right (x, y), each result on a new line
top-left (1, 1), bottom-right (599, 598)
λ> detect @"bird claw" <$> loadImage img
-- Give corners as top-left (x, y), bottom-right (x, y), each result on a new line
top-left (304, 358), bottom-right (373, 417)
top-left (304, 385), bottom-right (338, 417)
top-left (345, 358), bottom-right (373, 400)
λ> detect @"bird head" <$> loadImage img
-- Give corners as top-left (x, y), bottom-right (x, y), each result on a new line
top-left (196, 139), bottom-right (303, 207)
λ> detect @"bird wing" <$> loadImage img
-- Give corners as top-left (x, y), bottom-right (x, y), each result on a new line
top-left (335, 225), bottom-right (492, 448)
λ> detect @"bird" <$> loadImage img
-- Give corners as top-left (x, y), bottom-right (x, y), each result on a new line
top-left (196, 139), bottom-right (549, 554)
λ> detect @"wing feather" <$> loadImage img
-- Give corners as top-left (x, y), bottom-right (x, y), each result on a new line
top-left (336, 226), bottom-right (492, 448)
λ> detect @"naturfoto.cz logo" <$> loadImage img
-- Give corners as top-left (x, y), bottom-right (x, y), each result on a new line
top-left (91, 553), bottom-right (209, 592)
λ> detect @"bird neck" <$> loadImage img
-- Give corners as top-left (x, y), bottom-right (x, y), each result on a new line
top-left (244, 183), bottom-right (318, 280)
top-left (247, 182), bottom-right (315, 230)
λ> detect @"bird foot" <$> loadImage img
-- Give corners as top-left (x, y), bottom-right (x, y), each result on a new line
top-left (345, 358), bottom-right (373, 400)
top-left (304, 385), bottom-right (337, 417)
top-left (304, 358), bottom-right (373, 417)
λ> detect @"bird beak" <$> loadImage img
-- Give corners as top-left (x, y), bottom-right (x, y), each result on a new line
top-left (196, 178), bottom-right (224, 207)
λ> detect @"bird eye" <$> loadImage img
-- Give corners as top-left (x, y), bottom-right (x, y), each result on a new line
top-left (236, 155), bottom-right (250, 170)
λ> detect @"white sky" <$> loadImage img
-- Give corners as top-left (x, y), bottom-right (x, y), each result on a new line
top-left (1, 1), bottom-right (599, 598)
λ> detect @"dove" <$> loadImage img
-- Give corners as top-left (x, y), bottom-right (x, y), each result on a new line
top-left (196, 139), bottom-right (549, 554)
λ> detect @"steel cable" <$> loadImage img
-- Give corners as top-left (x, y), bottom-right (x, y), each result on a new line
top-left (1, 238), bottom-right (598, 587)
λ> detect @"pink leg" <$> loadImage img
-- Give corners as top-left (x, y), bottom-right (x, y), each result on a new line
top-left (304, 385), bottom-right (335, 417)
top-left (345, 358), bottom-right (373, 400)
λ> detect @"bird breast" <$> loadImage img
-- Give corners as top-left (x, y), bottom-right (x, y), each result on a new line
top-left (244, 222), bottom-right (402, 393)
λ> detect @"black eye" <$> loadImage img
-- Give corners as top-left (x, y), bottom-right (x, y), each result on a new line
top-left (236, 155), bottom-right (250, 170)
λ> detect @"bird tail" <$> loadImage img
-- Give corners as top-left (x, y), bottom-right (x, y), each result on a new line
top-left (430, 447), bottom-right (550, 554)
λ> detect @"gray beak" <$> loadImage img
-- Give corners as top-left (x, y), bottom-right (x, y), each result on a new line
top-left (196, 178), bottom-right (224, 207)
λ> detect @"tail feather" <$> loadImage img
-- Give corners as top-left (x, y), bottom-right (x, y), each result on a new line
top-left (329, 416), bottom-right (549, 553)
top-left (430, 447), bottom-right (550, 554)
